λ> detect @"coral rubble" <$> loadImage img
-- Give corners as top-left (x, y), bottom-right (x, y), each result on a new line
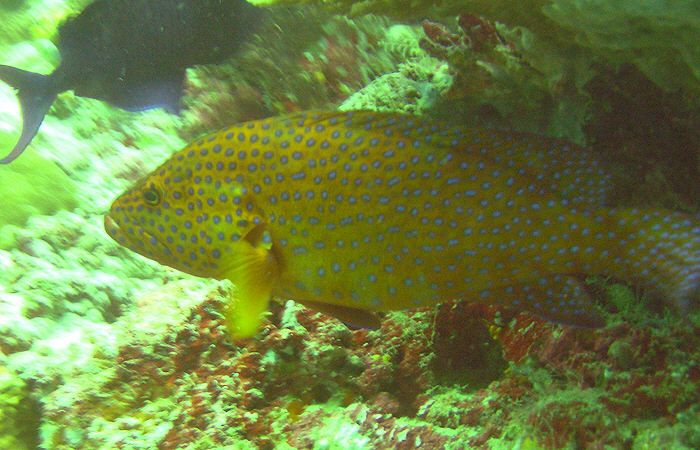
top-left (37, 288), bottom-right (700, 448)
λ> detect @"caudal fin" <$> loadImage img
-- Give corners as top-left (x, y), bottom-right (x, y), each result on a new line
top-left (0, 65), bottom-right (57, 164)
top-left (612, 209), bottom-right (700, 312)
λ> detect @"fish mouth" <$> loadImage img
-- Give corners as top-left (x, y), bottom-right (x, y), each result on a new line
top-left (104, 214), bottom-right (140, 250)
top-left (104, 213), bottom-right (171, 261)
top-left (104, 214), bottom-right (124, 242)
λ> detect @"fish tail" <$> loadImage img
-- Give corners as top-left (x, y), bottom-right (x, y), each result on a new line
top-left (605, 208), bottom-right (700, 311)
top-left (0, 65), bottom-right (57, 164)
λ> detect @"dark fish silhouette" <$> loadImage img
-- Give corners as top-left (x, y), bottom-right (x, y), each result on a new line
top-left (0, 0), bottom-right (262, 163)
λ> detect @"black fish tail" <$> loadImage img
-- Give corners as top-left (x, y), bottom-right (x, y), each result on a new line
top-left (0, 65), bottom-right (57, 164)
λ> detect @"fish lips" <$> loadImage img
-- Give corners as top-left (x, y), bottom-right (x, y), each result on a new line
top-left (104, 214), bottom-right (173, 263)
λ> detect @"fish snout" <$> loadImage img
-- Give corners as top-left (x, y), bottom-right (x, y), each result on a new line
top-left (103, 212), bottom-right (140, 251)
top-left (104, 214), bottom-right (124, 244)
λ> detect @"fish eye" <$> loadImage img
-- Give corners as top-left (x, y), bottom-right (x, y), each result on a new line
top-left (143, 189), bottom-right (161, 205)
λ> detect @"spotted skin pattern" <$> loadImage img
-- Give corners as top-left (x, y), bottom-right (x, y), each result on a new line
top-left (106, 111), bottom-right (700, 334)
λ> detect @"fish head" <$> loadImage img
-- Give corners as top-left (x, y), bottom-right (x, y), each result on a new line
top-left (104, 141), bottom-right (274, 280)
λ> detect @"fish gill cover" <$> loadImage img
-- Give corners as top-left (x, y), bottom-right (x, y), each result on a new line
top-left (0, 0), bottom-right (698, 449)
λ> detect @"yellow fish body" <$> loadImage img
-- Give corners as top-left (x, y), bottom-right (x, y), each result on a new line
top-left (106, 111), bottom-right (700, 337)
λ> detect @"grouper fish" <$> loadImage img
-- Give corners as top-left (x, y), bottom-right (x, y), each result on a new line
top-left (0, 0), bottom-right (262, 164)
top-left (105, 111), bottom-right (700, 338)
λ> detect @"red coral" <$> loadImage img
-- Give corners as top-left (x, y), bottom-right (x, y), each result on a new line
top-left (182, 77), bottom-right (267, 140)
top-left (526, 400), bottom-right (621, 448)
top-left (469, 424), bottom-right (500, 447)
top-left (430, 301), bottom-right (508, 386)
top-left (421, 20), bottom-right (461, 48)
top-left (297, 35), bottom-right (366, 104)
top-left (457, 13), bottom-right (509, 52)
top-left (497, 314), bottom-right (552, 363)
top-left (420, 13), bottom-right (509, 57)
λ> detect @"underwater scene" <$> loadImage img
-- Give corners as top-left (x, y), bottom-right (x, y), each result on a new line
top-left (0, 0), bottom-right (699, 448)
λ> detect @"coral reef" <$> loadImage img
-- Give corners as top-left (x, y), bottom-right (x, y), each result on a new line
top-left (0, 0), bottom-right (698, 448)
top-left (180, 11), bottom-right (405, 139)
top-left (583, 63), bottom-right (700, 210)
top-left (36, 286), bottom-right (700, 448)
top-left (260, 0), bottom-right (700, 99)
top-left (416, 13), bottom-right (566, 132)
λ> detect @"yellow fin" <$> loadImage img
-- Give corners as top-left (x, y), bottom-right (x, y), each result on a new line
top-left (221, 233), bottom-right (281, 339)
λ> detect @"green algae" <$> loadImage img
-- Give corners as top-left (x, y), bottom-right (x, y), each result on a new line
top-left (312, 413), bottom-right (371, 449)
top-left (0, 150), bottom-right (77, 245)
top-left (0, 0), bottom-right (91, 49)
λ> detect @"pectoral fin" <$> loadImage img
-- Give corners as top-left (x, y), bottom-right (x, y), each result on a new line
top-left (221, 239), bottom-right (280, 339)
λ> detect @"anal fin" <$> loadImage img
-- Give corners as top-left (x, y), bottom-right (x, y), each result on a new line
top-left (481, 275), bottom-right (605, 328)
